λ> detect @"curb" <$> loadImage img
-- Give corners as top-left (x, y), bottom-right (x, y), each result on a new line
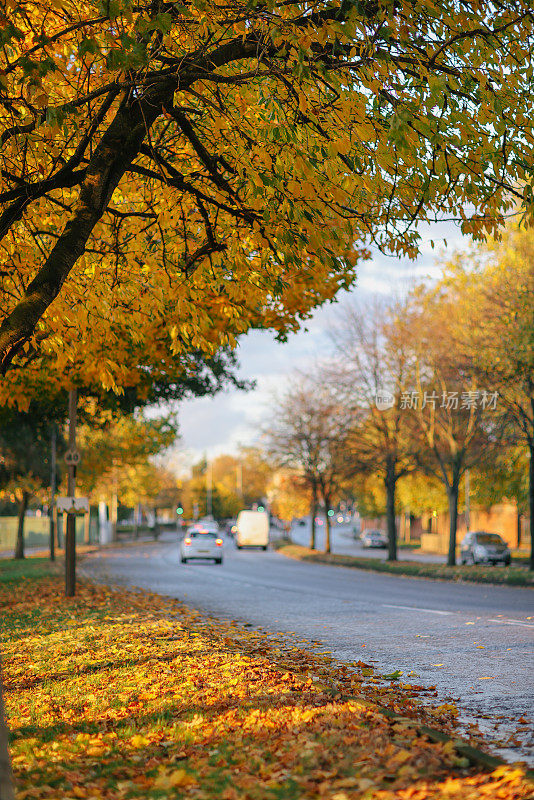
top-left (277, 545), bottom-right (534, 588)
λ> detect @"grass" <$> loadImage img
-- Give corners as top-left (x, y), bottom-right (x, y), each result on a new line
top-left (275, 544), bottom-right (534, 587)
top-left (2, 564), bottom-right (532, 800)
top-left (0, 556), bottom-right (60, 584)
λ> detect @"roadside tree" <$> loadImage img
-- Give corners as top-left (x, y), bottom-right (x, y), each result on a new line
top-left (2, 1), bottom-right (534, 392)
top-left (329, 299), bottom-right (415, 561)
top-left (77, 411), bottom-right (177, 539)
top-left (0, 402), bottom-right (64, 558)
top-left (400, 289), bottom-right (504, 566)
top-left (450, 229), bottom-right (534, 568)
top-left (269, 469), bottom-right (311, 526)
top-left (266, 376), bottom-right (351, 552)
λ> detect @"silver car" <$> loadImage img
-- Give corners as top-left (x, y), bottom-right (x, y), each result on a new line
top-left (180, 527), bottom-right (224, 564)
top-left (361, 529), bottom-right (388, 548)
top-left (460, 531), bottom-right (511, 566)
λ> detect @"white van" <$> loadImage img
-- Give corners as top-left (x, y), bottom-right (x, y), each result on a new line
top-left (236, 510), bottom-right (269, 550)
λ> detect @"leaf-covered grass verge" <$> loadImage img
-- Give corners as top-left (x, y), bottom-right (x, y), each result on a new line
top-left (2, 576), bottom-right (531, 800)
top-left (277, 544), bottom-right (534, 587)
top-left (0, 556), bottom-right (60, 584)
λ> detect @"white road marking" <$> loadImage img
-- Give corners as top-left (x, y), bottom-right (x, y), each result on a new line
top-left (488, 618), bottom-right (534, 628)
top-left (382, 603), bottom-right (452, 615)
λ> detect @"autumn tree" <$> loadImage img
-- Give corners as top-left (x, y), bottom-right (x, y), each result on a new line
top-left (450, 227), bottom-right (534, 567)
top-left (268, 468), bottom-right (311, 524)
top-left (77, 409), bottom-right (177, 539)
top-left (0, 401), bottom-right (64, 558)
top-left (2, 1), bottom-right (534, 397)
top-left (400, 287), bottom-right (504, 566)
top-left (328, 299), bottom-right (415, 561)
top-left (266, 376), bottom-right (351, 552)
top-left (210, 447), bottom-right (270, 509)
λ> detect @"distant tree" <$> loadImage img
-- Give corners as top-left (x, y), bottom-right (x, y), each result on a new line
top-left (449, 228), bottom-right (534, 567)
top-left (0, 402), bottom-right (64, 558)
top-left (329, 299), bottom-right (415, 561)
top-left (400, 288), bottom-right (504, 566)
top-left (266, 376), bottom-right (351, 553)
top-left (471, 446), bottom-right (529, 548)
top-left (77, 411), bottom-right (177, 539)
top-left (269, 469), bottom-right (311, 525)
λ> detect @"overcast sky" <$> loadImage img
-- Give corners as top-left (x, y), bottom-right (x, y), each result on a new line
top-left (169, 221), bottom-right (465, 473)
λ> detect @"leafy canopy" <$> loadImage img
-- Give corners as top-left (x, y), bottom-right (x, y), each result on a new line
top-left (1, 0), bottom-right (534, 396)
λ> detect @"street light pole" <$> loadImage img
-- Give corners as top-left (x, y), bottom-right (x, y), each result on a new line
top-left (65, 388), bottom-right (77, 597)
top-left (206, 459), bottom-right (212, 517)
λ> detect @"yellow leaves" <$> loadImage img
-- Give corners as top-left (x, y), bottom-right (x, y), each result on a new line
top-left (4, 573), bottom-right (534, 800)
top-left (333, 137), bottom-right (351, 155)
top-left (130, 734), bottom-right (149, 748)
top-left (153, 768), bottom-right (197, 789)
top-left (298, 93), bottom-right (309, 114)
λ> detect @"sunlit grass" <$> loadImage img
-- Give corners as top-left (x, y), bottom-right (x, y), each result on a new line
top-left (2, 574), bottom-right (531, 799)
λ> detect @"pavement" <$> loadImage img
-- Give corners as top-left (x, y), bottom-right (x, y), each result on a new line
top-left (80, 531), bottom-right (534, 765)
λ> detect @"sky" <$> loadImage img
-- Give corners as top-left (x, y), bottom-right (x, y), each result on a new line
top-left (169, 221), bottom-right (465, 473)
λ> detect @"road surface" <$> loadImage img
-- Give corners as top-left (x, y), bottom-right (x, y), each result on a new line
top-left (290, 520), bottom-right (445, 562)
top-left (81, 534), bottom-right (534, 763)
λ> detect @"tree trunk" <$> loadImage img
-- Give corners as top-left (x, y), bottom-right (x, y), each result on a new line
top-left (529, 440), bottom-right (534, 571)
top-left (309, 483), bottom-right (317, 550)
top-left (0, 37), bottom-right (261, 374)
top-left (14, 490), bottom-right (28, 560)
top-left (0, 664), bottom-right (15, 800)
top-left (84, 509), bottom-right (90, 544)
top-left (324, 494), bottom-right (331, 554)
top-left (385, 462), bottom-right (397, 562)
top-left (517, 511), bottom-right (522, 549)
top-left (447, 475), bottom-right (461, 567)
top-left (0, 79), bottom-right (175, 374)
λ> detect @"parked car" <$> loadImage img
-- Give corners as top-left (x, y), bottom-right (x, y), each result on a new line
top-left (180, 526), bottom-right (224, 564)
top-left (460, 531), bottom-right (511, 565)
top-left (360, 529), bottom-right (388, 548)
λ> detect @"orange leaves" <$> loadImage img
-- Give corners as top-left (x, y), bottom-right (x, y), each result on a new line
top-left (153, 768), bottom-right (197, 789)
top-left (2, 574), bottom-right (533, 800)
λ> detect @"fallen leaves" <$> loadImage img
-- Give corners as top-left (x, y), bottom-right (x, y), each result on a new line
top-left (2, 575), bottom-right (532, 800)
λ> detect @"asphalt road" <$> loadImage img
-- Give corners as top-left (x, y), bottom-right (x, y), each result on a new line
top-left (81, 534), bottom-right (534, 763)
top-left (290, 521), bottom-right (445, 562)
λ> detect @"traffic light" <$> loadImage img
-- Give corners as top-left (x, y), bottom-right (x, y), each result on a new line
top-left (258, 505), bottom-right (265, 512)
top-left (176, 506), bottom-right (184, 515)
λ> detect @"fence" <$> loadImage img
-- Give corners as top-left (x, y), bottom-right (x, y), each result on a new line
top-left (0, 512), bottom-right (99, 551)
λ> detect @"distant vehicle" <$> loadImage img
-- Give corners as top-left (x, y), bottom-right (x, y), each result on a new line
top-left (224, 519), bottom-right (237, 537)
top-left (180, 526), bottom-right (224, 564)
top-left (236, 510), bottom-right (269, 550)
top-left (460, 531), bottom-right (510, 565)
top-left (197, 517), bottom-right (219, 532)
top-left (361, 529), bottom-right (387, 548)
